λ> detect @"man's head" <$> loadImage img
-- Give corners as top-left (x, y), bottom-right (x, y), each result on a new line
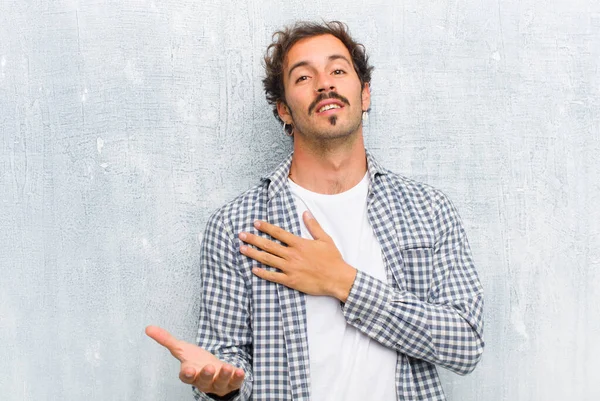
top-left (263, 21), bottom-right (374, 140)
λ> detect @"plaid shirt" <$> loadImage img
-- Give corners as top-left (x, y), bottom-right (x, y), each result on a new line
top-left (193, 150), bottom-right (484, 401)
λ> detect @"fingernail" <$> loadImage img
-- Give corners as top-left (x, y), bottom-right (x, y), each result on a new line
top-left (305, 211), bottom-right (314, 220)
top-left (254, 220), bottom-right (261, 228)
top-left (184, 372), bottom-right (193, 379)
top-left (240, 245), bottom-right (247, 252)
top-left (239, 232), bottom-right (247, 240)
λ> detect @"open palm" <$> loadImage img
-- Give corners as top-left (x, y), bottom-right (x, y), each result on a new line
top-left (145, 325), bottom-right (245, 397)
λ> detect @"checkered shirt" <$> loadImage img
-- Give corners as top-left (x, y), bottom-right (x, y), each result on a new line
top-left (193, 150), bottom-right (484, 401)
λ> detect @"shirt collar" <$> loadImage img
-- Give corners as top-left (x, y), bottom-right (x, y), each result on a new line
top-left (261, 152), bottom-right (293, 201)
top-left (262, 149), bottom-right (388, 201)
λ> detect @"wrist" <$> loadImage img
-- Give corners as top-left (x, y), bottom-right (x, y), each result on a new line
top-left (207, 390), bottom-right (239, 400)
top-left (331, 262), bottom-right (357, 303)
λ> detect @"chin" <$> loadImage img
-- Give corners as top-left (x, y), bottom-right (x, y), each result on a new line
top-left (313, 128), bottom-right (358, 141)
top-left (321, 121), bottom-right (362, 139)
top-left (296, 118), bottom-right (362, 141)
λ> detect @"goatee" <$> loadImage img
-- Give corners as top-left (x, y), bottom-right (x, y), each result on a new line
top-left (328, 116), bottom-right (337, 126)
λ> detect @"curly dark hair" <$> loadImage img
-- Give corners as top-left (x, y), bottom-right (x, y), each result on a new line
top-left (262, 20), bottom-right (374, 124)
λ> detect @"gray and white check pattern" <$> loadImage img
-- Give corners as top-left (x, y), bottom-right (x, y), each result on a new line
top-left (193, 150), bottom-right (484, 401)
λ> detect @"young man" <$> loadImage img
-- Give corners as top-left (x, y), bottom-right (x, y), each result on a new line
top-left (147, 21), bottom-right (484, 401)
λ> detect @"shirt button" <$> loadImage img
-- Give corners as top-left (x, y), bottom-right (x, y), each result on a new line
top-left (353, 318), bottom-right (362, 325)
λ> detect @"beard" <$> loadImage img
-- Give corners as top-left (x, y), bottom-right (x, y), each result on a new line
top-left (290, 109), bottom-right (361, 142)
top-left (288, 98), bottom-right (363, 141)
top-left (284, 88), bottom-right (366, 143)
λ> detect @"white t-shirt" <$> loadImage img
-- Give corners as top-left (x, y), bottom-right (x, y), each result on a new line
top-left (288, 173), bottom-right (398, 401)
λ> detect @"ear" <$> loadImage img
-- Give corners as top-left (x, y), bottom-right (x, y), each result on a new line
top-left (361, 82), bottom-right (371, 112)
top-left (277, 100), bottom-right (292, 124)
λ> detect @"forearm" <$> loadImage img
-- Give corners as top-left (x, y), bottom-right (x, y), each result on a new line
top-left (193, 211), bottom-right (254, 400)
top-left (342, 270), bottom-right (484, 375)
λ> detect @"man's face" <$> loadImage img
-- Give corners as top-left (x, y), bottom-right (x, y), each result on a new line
top-left (277, 34), bottom-right (370, 142)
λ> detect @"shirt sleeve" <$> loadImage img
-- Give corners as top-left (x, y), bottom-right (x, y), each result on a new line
top-left (341, 190), bottom-right (484, 375)
top-left (192, 211), bottom-right (254, 400)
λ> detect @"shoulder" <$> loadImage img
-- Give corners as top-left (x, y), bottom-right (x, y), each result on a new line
top-left (204, 180), bottom-right (270, 235)
top-left (207, 153), bottom-right (292, 229)
top-left (379, 170), bottom-right (452, 215)
top-left (378, 171), bottom-right (465, 246)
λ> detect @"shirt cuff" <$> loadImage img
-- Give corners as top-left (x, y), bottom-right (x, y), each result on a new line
top-left (342, 270), bottom-right (394, 329)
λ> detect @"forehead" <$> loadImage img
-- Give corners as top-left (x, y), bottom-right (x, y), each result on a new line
top-left (283, 34), bottom-right (352, 71)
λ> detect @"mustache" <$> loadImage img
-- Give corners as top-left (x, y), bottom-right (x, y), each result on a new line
top-left (308, 92), bottom-right (351, 115)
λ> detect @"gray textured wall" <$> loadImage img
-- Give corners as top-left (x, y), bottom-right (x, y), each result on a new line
top-left (1, 0), bottom-right (599, 400)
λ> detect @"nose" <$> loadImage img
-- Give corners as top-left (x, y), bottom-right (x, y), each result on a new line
top-left (315, 73), bottom-right (335, 93)
top-left (316, 85), bottom-right (335, 93)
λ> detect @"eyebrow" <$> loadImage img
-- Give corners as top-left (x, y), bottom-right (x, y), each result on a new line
top-left (287, 54), bottom-right (352, 79)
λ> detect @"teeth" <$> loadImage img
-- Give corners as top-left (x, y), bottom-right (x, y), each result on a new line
top-left (318, 104), bottom-right (341, 113)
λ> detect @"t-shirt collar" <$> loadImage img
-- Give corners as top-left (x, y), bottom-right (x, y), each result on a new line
top-left (262, 148), bottom-right (388, 201)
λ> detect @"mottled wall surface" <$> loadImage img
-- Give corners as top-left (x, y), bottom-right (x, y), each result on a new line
top-left (1, 0), bottom-right (598, 400)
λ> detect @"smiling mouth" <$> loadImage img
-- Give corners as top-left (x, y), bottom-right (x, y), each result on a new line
top-left (317, 104), bottom-right (343, 113)
top-left (309, 92), bottom-right (350, 115)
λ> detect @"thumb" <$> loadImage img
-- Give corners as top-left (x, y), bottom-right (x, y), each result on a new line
top-left (145, 325), bottom-right (184, 361)
top-left (303, 211), bottom-right (329, 241)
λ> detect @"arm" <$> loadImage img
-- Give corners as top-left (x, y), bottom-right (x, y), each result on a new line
top-left (145, 210), bottom-right (253, 400)
top-left (193, 211), bottom-right (254, 400)
top-left (237, 192), bottom-right (483, 375)
top-left (341, 190), bottom-right (484, 375)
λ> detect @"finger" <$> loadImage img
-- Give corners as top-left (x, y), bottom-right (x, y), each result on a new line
top-left (228, 368), bottom-right (245, 390)
top-left (254, 220), bottom-right (299, 245)
top-left (212, 364), bottom-right (235, 394)
top-left (303, 211), bottom-right (330, 241)
top-left (179, 363), bottom-right (198, 384)
top-left (194, 364), bottom-right (217, 391)
top-left (145, 325), bottom-right (184, 361)
top-left (252, 267), bottom-right (288, 285)
top-left (239, 232), bottom-right (289, 258)
top-left (240, 245), bottom-right (286, 269)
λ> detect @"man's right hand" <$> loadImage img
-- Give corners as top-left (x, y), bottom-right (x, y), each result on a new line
top-left (145, 325), bottom-right (245, 397)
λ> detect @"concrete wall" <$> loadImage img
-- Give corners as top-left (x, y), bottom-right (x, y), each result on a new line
top-left (1, 0), bottom-right (598, 400)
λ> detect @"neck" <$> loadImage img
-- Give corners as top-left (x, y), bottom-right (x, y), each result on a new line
top-left (289, 132), bottom-right (367, 195)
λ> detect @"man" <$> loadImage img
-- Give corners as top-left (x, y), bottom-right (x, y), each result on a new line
top-left (146, 21), bottom-right (484, 401)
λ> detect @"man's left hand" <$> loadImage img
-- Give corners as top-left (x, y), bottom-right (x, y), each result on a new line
top-left (239, 211), bottom-right (357, 302)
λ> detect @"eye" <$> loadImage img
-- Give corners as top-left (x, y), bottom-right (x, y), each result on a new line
top-left (295, 75), bottom-right (309, 83)
top-left (332, 69), bottom-right (345, 75)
